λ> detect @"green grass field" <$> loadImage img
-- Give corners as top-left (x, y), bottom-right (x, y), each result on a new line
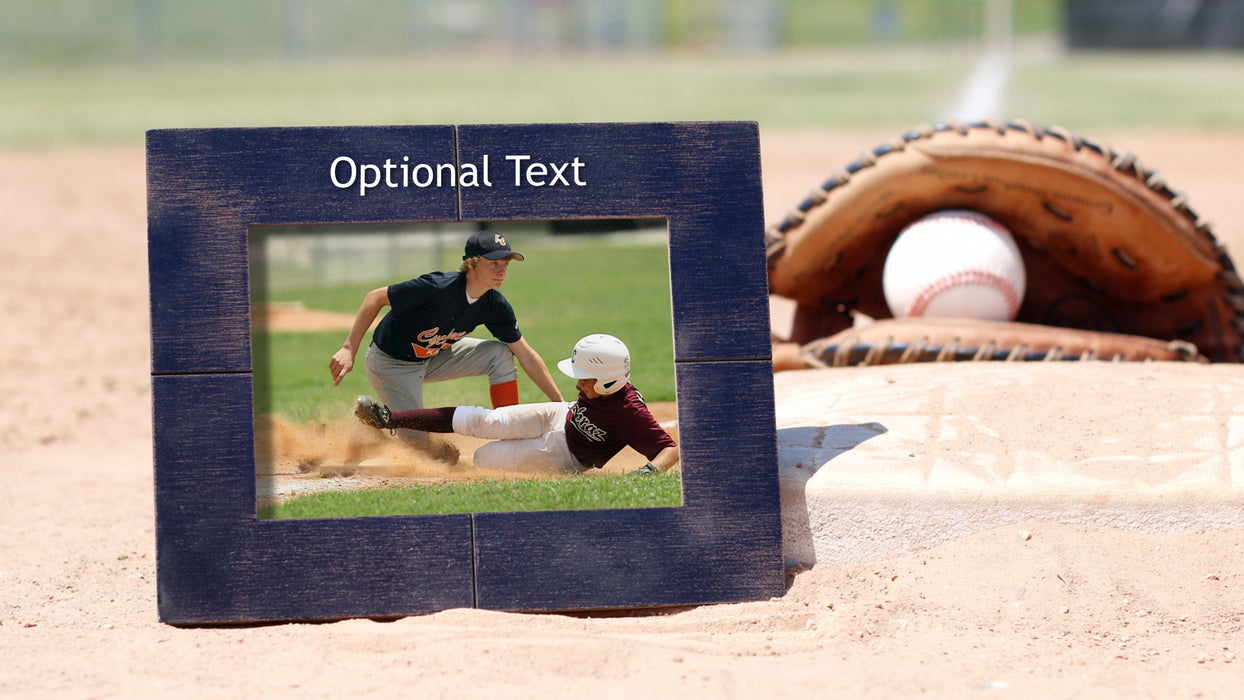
top-left (2, 1), bottom-right (1239, 148)
top-left (4, 49), bottom-right (1242, 148)
top-left (259, 471), bottom-right (682, 519)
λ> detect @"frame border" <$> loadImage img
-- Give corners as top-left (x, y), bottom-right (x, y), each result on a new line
top-left (148, 122), bottom-right (782, 623)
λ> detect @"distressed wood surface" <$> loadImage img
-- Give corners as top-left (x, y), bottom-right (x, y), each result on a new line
top-left (152, 373), bottom-right (476, 624)
top-left (148, 122), bottom-right (782, 624)
top-left (475, 360), bottom-right (782, 612)
top-left (458, 122), bottom-right (771, 363)
top-left (147, 126), bottom-right (458, 374)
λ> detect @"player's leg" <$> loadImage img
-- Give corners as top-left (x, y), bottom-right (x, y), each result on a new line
top-left (364, 345), bottom-right (428, 409)
top-left (363, 344), bottom-right (432, 446)
top-left (424, 337), bottom-right (520, 407)
top-left (451, 402), bottom-right (567, 440)
top-left (363, 401), bottom-right (564, 438)
top-left (470, 421), bottom-right (580, 474)
top-left (355, 399), bottom-right (574, 471)
top-left (371, 406), bottom-right (456, 433)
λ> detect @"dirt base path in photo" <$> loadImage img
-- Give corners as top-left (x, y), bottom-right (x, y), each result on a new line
top-left (254, 401), bottom-right (678, 506)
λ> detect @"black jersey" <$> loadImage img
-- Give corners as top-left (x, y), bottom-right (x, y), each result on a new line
top-left (371, 271), bottom-right (521, 362)
top-left (563, 384), bottom-right (677, 469)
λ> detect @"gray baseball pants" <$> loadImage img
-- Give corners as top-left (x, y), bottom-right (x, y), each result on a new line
top-left (365, 338), bottom-right (516, 444)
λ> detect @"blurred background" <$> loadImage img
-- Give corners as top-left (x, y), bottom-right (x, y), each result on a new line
top-left (2, 0), bottom-right (1242, 149)
top-left (2, 0), bottom-right (1242, 454)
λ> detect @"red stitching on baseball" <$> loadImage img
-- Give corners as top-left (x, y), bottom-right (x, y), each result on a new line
top-left (907, 269), bottom-right (1022, 318)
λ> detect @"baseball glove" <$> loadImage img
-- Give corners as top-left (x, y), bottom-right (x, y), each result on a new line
top-left (766, 119), bottom-right (1244, 368)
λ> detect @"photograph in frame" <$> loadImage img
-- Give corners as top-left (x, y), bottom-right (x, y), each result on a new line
top-left (248, 217), bottom-right (681, 518)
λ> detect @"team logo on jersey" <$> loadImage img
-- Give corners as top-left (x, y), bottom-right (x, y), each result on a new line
top-left (567, 403), bottom-right (606, 442)
top-left (412, 327), bottom-right (468, 358)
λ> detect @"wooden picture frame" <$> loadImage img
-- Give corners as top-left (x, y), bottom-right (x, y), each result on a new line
top-left (147, 122), bottom-right (782, 624)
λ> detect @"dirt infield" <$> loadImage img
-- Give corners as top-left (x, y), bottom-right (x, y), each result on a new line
top-left (256, 401), bottom-right (679, 505)
top-left (253, 301), bottom-right (362, 332)
top-left (3, 130), bottom-right (1244, 698)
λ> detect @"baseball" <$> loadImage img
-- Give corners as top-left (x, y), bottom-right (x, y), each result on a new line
top-left (882, 209), bottom-right (1026, 321)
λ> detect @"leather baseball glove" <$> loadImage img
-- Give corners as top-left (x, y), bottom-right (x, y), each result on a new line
top-left (766, 119), bottom-right (1244, 368)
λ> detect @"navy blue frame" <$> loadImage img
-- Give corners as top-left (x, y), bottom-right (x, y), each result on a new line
top-left (148, 122), bottom-right (782, 624)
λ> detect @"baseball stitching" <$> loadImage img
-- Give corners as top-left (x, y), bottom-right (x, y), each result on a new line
top-left (906, 268), bottom-right (1022, 319)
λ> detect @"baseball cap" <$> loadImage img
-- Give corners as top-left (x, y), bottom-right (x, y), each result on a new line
top-left (463, 229), bottom-right (524, 261)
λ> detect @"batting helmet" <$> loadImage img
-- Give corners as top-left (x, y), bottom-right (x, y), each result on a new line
top-left (558, 334), bottom-right (631, 396)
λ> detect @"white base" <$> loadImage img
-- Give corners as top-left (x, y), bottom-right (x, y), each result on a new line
top-left (776, 362), bottom-right (1244, 565)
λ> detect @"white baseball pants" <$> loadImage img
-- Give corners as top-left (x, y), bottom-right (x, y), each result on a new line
top-left (452, 402), bottom-right (580, 473)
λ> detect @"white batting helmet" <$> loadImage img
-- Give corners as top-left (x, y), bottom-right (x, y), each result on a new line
top-left (557, 334), bottom-right (631, 396)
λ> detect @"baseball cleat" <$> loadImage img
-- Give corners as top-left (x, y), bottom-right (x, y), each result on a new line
top-left (354, 395), bottom-right (392, 430)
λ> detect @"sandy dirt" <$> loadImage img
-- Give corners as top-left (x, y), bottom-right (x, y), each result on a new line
top-left (3, 130), bottom-right (1244, 698)
top-left (254, 402), bottom-right (678, 505)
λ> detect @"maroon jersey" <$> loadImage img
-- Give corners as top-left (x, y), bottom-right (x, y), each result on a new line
top-left (563, 384), bottom-right (676, 469)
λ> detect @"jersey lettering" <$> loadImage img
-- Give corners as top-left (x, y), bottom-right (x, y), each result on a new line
top-left (567, 404), bottom-right (607, 442)
top-left (412, 327), bottom-right (468, 358)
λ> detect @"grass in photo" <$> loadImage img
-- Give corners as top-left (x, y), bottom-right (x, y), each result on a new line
top-left (258, 471), bottom-right (683, 520)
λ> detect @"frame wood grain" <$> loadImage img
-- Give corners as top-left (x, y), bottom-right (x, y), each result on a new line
top-left (148, 122), bottom-right (782, 624)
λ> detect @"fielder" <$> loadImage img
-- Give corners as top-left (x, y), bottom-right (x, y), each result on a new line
top-left (329, 229), bottom-right (564, 450)
top-left (354, 334), bottom-right (679, 475)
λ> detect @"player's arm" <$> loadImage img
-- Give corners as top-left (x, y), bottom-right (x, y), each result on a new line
top-left (647, 445), bottom-right (680, 472)
top-left (329, 286), bottom-right (389, 386)
top-left (506, 336), bottom-right (564, 402)
top-left (628, 401), bottom-right (679, 475)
